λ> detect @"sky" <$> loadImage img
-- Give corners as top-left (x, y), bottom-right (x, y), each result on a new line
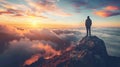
top-left (0, 0), bottom-right (120, 28)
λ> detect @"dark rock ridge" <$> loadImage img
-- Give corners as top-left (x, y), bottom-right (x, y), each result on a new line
top-left (25, 36), bottom-right (120, 67)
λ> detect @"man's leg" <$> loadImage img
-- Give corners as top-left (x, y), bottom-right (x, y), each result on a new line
top-left (86, 27), bottom-right (88, 36)
top-left (89, 27), bottom-right (91, 36)
top-left (87, 27), bottom-right (91, 36)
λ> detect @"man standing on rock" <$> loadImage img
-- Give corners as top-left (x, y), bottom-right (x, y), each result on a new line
top-left (85, 16), bottom-right (92, 36)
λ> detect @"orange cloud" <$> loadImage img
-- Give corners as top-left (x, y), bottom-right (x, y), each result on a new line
top-left (94, 10), bottom-right (111, 17)
top-left (0, 25), bottom-right (28, 36)
top-left (0, 11), bottom-right (11, 15)
top-left (23, 43), bottom-right (61, 66)
top-left (23, 54), bottom-right (41, 66)
top-left (105, 6), bottom-right (119, 11)
top-left (94, 5), bottom-right (120, 17)
top-left (32, 43), bottom-right (61, 59)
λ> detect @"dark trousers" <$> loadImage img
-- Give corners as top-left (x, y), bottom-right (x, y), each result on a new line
top-left (86, 26), bottom-right (91, 36)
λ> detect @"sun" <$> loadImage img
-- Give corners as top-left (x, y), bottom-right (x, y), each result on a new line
top-left (31, 21), bottom-right (37, 26)
top-left (28, 16), bottom-right (41, 28)
top-left (30, 20), bottom-right (40, 28)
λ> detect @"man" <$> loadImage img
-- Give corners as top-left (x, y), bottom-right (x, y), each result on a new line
top-left (85, 16), bottom-right (92, 36)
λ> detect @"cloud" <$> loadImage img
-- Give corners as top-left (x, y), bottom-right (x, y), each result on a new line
top-left (69, 0), bottom-right (120, 9)
top-left (23, 41), bottom-right (61, 66)
top-left (104, 6), bottom-right (120, 11)
top-left (23, 54), bottom-right (41, 66)
top-left (0, 38), bottom-right (61, 67)
top-left (0, 24), bottom-right (28, 37)
top-left (0, 25), bottom-right (81, 50)
top-left (0, 25), bottom-right (25, 53)
top-left (94, 6), bottom-right (120, 17)
top-left (0, 24), bottom-right (81, 55)
top-left (24, 29), bottom-right (69, 49)
top-left (94, 10), bottom-right (120, 17)
top-left (70, 0), bottom-right (87, 8)
top-left (0, 25), bottom-right (77, 50)
top-left (25, 0), bottom-right (71, 17)
top-left (0, 0), bottom-right (71, 17)
top-left (0, 24), bottom-right (83, 67)
top-left (67, 0), bottom-right (120, 17)
top-left (53, 29), bottom-right (81, 42)
top-left (69, 0), bottom-right (104, 10)
top-left (0, 0), bottom-right (30, 16)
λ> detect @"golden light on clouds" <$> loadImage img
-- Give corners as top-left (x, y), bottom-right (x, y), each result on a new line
top-left (27, 16), bottom-right (41, 28)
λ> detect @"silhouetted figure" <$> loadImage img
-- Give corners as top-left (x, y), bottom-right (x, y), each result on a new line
top-left (85, 16), bottom-right (92, 36)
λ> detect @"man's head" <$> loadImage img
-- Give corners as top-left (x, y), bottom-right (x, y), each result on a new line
top-left (87, 16), bottom-right (90, 19)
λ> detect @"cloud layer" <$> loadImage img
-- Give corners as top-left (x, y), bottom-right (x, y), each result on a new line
top-left (0, 38), bottom-right (61, 67)
top-left (0, 24), bottom-right (81, 67)
top-left (0, 24), bottom-right (120, 67)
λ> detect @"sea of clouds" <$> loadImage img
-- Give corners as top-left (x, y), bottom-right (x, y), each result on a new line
top-left (0, 24), bottom-right (120, 67)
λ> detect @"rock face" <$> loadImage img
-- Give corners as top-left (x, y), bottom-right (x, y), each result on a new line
top-left (24, 36), bottom-right (120, 67)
